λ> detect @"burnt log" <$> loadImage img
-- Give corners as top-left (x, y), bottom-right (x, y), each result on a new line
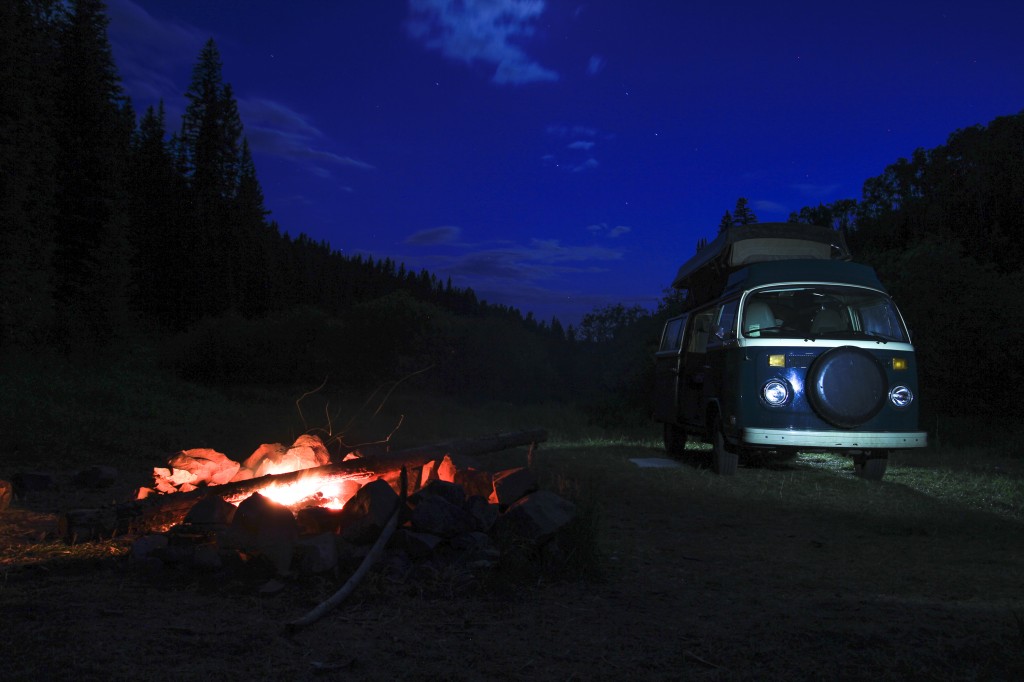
top-left (287, 467), bottom-right (408, 631)
top-left (60, 429), bottom-right (546, 542)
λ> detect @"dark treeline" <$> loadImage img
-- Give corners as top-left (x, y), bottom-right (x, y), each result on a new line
top-left (0, 0), bottom-right (580, 404)
top-left (786, 112), bottom-right (1024, 428)
top-left (4, 0), bottom-right (1023, 432)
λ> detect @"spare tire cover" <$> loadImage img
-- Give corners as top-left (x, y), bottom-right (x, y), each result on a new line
top-left (806, 346), bottom-right (887, 428)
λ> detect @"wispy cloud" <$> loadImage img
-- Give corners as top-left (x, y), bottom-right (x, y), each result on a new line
top-left (107, 1), bottom-right (370, 179)
top-left (240, 98), bottom-right (374, 175)
top-left (405, 225), bottom-right (463, 245)
top-left (106, 0), bottom-right (206, 116)
top-left (406, 0), bottom-right (559, 85)
top-left (440, 242), bottom-right (620, 293)
top-left (545, 124), bottom-right (604, 172)
top-left (398, 229), bottom-right (624, 278)
top-left (588, 223), bottom-right (631, 238)
top-left (388, 229), bottom-right (641, 324)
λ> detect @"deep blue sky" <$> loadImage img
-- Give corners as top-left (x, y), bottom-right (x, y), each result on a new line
top-left (107, 0), bottom-right (1024, 326)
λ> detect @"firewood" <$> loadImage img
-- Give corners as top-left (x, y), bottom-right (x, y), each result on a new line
top-left (60, 429), bottom-right (546, 542)
top-left (286, 467), bottom-right (408, 632)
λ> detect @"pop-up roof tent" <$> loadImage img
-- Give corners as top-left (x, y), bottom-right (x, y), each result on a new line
top-left (672, 222), bottom-right (850, 309)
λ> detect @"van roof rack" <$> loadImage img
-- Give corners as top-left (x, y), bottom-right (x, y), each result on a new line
top-left (672, 222), bottom-right (850, 308)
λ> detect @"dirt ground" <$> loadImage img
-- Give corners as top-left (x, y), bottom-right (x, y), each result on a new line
top-left (1, 445), bottom-right (1022, 681)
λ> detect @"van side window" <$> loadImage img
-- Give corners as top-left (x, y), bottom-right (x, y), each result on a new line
top-left (687, 308), bottom-right (715, 353)
top-left (659, 315), bottom-right (687, 352)
top-left (709, 299), bottom-right (739, 348)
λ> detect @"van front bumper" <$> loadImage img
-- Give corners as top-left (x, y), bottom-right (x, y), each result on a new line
top-left (742, 428), bottom-right (927, 449)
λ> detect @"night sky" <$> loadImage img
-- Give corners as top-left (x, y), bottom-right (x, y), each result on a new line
top-left (106, 0), bottom-right (1024, 325)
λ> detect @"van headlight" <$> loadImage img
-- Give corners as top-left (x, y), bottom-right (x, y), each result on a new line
top-left (762, 379), bottom-right (790, 406)
top-left (889, 385), bottom-right (914, 408)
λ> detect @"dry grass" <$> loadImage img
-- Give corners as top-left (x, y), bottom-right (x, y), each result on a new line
top-left (1, 360), bottom-right (1023, 679)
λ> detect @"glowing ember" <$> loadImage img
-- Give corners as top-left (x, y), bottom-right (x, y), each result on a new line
top-left (225, 464), bottom-right (364, 510)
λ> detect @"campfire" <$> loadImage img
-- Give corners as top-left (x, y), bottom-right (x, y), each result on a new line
top-left (60, 428), bottom-right (577, 625)
top-left (145, 434), bottom-right (361, 511)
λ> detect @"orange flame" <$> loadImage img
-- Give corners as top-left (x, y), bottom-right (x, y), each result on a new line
top-left (226, 461), bottom-right (363, 510)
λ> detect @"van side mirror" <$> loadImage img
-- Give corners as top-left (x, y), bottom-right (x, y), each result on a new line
top-left (713, 325), bottom-right (736, 342)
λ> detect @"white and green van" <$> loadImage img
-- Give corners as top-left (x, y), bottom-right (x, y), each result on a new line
top-left (653, 223), bottom-right (926, 479)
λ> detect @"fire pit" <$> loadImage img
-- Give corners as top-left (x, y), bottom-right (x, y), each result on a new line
top-left (59, 428), bottom-right (578, 616)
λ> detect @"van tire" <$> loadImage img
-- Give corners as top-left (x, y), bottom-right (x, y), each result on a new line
top-left (853, 453), bottom-right (887, 481)
top-left (712, 418), bottom-right (739, 476)
top-left (663, 423), bottom-right (687, 458)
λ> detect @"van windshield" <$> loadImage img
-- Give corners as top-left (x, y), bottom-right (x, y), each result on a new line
top-left (741, 286), bottom-right (909, 342)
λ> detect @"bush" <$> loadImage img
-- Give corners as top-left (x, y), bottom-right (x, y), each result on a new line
top-left (162, 306), bottom-right (349, 385)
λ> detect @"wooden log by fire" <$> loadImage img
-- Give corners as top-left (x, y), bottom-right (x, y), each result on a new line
top-left (60, 429), bottom-right (547, 542)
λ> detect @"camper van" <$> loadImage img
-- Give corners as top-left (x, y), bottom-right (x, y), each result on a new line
top-left (653, 223), bottom-right (926, 479)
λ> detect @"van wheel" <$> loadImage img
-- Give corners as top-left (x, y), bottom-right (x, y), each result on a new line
top-left (663, 423), bottom-right (687, 458)
top-left (853, 453), bottom-right (888, 481)
top-left (712, 418), bottom-right (739, 476)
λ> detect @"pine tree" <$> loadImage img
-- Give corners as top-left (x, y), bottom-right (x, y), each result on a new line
top-left (126, 102), bottom-right (193, 330)
top-left (0, 0), bottom-right (61, 346)
top-left (52, 0), bottom-right (135, 345)
top-left (733, 197), bottom-right (758, 225)
top-left (718, 210), bottom-right (733, 232)
top-left (232, 138), bottom-right (276, 316)
top-left (178, 39), bottom-right (246, 317)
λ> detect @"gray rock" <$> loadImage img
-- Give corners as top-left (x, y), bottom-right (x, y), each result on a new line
top-left (397, 528), bottom-right (443, 558)
top-left (410, 479), bottom-right (465, 507)
top-left (409, 494), bottom-right (475, 538)
top-left (295, 533), bottom-right (339, 574)
top-left (338, 478), bottom-right (399, 544)
top-left (491, 467), bottom-right (538, 508)
top-left (295, 506), bottom-right (343, 535)
top-left (168, 448), bottom-right (240, 486)
top-left (454, 468), bottom-right (494, 499)
top-left (494, 490), bottom-right (576, 543)
top-left (183, 495), bottom-right (236, 527)
top-left (192, 544), bottom-right (223, 570)
top-left (72, 465), bottom-right (119, 488)
top-left (230, 492), bottom-right (299, 575)
top-left (130, 534), bottom-right (169, 562)
top-left (464, 495), bottom-right (499, 533)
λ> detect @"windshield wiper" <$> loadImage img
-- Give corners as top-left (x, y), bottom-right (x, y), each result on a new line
top-left (848, 330), bottom-right (892, 344)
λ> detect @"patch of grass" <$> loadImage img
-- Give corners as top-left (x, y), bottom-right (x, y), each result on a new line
top-left (778, 449), bottom-right (1024, 523)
